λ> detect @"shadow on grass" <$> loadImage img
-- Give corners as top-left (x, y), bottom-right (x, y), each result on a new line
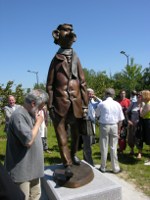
top-left (118, 153), bottom-right (139, 165)
top-left (44, 156), bottom-right (61, 165)
top-left (118, 151), bottom-right (150, 165)
top-left (93, 151), bottom-right (145, 165)
top-left (50, 145), bottom-right (59, 152)
top-left (93, 151), bottom-right (101, 160)
top-left (140, 152), bottom-right (150, 159)
top-left (0, 154), bottom-right (5, 163)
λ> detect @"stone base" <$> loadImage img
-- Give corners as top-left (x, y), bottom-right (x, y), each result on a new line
top-left (41, 161), bottom-right (122, 200)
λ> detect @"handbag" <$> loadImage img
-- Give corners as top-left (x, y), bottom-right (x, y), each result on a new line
top-left (127, 102), bottom-right (134, 120)
top-left (135, 117), bottom-right (143, 149)
top-left (79, 118), bottom-right (94, 136)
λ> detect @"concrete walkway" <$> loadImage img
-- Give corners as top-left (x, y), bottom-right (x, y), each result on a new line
top-left (95, 165), bottom-right (150, 200)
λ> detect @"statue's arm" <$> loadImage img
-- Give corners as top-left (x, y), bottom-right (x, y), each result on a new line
top-left (46, 59), bottom-right (55, 110)
top-left (77, 58), bottom-right (88, 109)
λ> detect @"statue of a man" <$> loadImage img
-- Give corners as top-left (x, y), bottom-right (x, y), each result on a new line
top-left (46, 24), bottom-right (88, 177)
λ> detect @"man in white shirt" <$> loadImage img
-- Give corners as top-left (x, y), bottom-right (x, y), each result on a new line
top-left (96, 88), bottom-right (124, 173)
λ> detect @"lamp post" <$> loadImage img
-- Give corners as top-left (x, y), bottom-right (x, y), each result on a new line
top-left (27, 70), bottom-right (39, 86)
top-left (120, 51), bottom-right (129, 66)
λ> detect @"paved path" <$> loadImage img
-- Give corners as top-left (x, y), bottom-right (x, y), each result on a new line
top-left (95, 165), bottom-right (150, 200)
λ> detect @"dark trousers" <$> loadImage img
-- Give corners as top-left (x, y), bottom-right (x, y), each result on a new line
top-left (0, 162), bottom-right (25, 200)
top-left (52, 109), bottom-right (80, 166)
top-left (82, 135), bottom-right (94, 166)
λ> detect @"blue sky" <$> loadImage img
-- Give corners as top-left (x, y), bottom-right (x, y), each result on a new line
top-left (0, 0), bottom-right (150, 89)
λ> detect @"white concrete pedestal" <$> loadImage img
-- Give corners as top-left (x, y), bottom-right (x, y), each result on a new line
top-left (41, 162), bottom-right (122, 200)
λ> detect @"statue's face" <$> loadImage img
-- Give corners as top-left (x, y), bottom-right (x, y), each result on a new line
top-left (58, 24), bottom-right (76, 48)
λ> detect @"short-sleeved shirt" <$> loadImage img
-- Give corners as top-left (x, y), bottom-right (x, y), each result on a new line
top-left (4, 104), bottom-right (20, 132)
top-left (96, 97), bottom-right (125, 124)
top-left (5, 107), bottom-right (44, 183)
top-left (118, 98), bottom-right (130, 110)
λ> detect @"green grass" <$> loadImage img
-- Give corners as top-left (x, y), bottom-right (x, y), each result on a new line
top-left (0, 124), bottom-right (150, 197)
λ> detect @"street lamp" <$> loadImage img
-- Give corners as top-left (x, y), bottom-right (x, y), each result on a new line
top-left (27, 70), bottom-right (39, 86)
top-left (120, 51), bottom-right (129, 66)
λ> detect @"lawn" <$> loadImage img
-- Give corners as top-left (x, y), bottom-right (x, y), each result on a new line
top-left (0, 124), bottom-right (150, 197)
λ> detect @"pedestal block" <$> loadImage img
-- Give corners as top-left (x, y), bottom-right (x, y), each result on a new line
top-left (41, 161), bottom-right (122, 200)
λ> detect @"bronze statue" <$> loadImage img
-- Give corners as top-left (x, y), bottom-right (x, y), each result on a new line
top-left (46, 24), bottom-right (88, 178)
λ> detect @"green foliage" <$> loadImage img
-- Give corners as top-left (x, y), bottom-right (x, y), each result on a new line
top-left (113, 58), bottom-right (144, 97)
top-left (83, 68), bottom-right (113, 99)
top-left (34, 83), bottom-right (46, 90)
top-left (121, 58), bottom-right (142, 91)
top-left (83, 58), bottom-right (149, 100)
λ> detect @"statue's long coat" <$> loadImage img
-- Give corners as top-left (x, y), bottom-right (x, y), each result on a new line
top-left (46, 51), bottom-right (88, 118)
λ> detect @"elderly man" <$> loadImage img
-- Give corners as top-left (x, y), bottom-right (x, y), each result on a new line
top-left (5, 89), bottom-right (49, 200)
top-left (4, 95), bottom-right (20, 133)
top-left (87, 88), bottom-right (102, 142)
top-left (81, 88), bottom-right (101, 166)
top-left (96, 88), bottom-right (124, 174)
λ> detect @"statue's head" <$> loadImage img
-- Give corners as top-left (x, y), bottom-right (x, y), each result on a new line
top-left (52, 23), bottom-right (77, 48)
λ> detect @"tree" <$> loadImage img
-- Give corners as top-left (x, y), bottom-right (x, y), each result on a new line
top-left (83, 68), bottom-right (113, 99)
top-left (141, 67), bottom-right (150, 90)
top-left (34, 82), bottom-right (46, 90)
top-left (113, 58), bottom-right (142, 95)
top-left (83, 68), bottom-right (96, 89)
top-left (93, 71), bottom-right (114, 98)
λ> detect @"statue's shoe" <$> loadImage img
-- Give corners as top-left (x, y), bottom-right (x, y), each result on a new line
top-left (65, 166), bottom-right (73, 178)
top-left (72, 156), bottom-right (81, 165)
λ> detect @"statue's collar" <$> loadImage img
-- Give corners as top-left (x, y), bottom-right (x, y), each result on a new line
top-left (57, 48), bottom-right (73, 56)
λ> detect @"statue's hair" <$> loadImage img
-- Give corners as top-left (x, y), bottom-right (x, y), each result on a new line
top-left (57, 23), bottom-right (73, 30)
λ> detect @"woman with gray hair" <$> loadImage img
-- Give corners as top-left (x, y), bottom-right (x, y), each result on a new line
top-left (5, 89), bottom-right (49, 200)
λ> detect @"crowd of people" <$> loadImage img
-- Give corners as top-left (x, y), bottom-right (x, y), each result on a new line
top-left (118, 89), bottom-right (150, 165)
top-left (81, 88), bottom-right (150, 170)
top-left (0, 88), bottom-right (150, 199)
top-left (78, 88), bottom-right (150, 172)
